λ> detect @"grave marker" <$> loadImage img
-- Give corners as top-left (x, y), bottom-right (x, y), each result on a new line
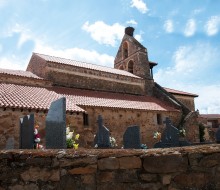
top-left (123, 125), bottom-right (141, 149)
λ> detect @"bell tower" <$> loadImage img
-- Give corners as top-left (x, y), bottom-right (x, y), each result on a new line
top-left (114, 27), bottom-right (157, 95)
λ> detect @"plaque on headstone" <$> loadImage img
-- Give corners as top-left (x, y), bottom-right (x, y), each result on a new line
top-left (46, 97), bottom-right (66, 149)
top-left (216, 127), bottom-right (220, 143)
top-left (19, 114), bottom-right (34, 149)
top-left (5, 137), bottom-right (15, 150)
top-left (94, 115), bottom-right (110, 148)
top-left (123, 125), bottom-right (141, 149)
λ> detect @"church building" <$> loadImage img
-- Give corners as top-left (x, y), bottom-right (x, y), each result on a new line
top-left (0, 27), bottom-right (199, 148)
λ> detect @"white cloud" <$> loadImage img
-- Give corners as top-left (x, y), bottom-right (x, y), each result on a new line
top-left (126, 19), bottom-right (138, 25)
top-left (130, 0), bottom-right (148, 14)
top-left (164, 20), bottom-right (174, 33)
top-left (205, 16), bottom-right (220, 36)
top-left (134, 34), bottom-right (142, 42)
top-left (0, 57), bottom-right (27, 70)
top-left (154, 43), bottom-right (220, 114)
top-left (0, 0), bottom-right (7, 8)
top-left (82, 21), bottom-right (124, 47)
top-left (184, 19), bottom-right (196, 37)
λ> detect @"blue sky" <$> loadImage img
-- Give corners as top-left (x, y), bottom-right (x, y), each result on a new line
top-left (0, 0), bottom-right (220, 114)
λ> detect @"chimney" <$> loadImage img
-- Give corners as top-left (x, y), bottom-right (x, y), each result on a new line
top-left (125, 27), bottom-right (135, 37)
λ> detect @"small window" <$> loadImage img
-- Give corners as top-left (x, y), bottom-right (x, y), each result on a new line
top-left (157, 114), bottom-right (162, 125)
top-left (123, 42), bottom-right (128, 59)
top-left (128, 60), bottom-right (134, 73)
top-left (83, 113), bottom-right (89, 126)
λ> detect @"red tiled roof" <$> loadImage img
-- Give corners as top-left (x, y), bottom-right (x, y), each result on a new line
top-left (34, 53), bottom-right (141, 79)
top-left (164, 87), bottom-right (198, 97)
top-left (51, 87), bottom-right (179, 112)
top-left (0, 83), bottom-right (85, 112)
top-left (200, 114), bottom-right (220, 119)
top-left (0, 68), bottom-right (44, 80)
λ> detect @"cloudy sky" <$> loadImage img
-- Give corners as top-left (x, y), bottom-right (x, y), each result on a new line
top-left (0, 0), bottom-right (220, 114)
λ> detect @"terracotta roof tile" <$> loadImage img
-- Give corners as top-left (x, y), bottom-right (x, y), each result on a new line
top-left (164, 87), bottom-right (198, 97)
top-left (0, 83), bottom-right (85, 112)
top-left (0, 68), bottom-right (44, 80)
top-left (34, 53), bottom-right (141, 79)
top-left (52, 87), bottom-right (179, 112)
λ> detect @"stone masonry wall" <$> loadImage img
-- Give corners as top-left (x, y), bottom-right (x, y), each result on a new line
top-left (174, 95), bottom-right (196, 111)
top-left (82, 107), bottom-right (181, 148)
top-left (0, 145), bottom-right (220, 190)
top-left (0, 109), bottom-right (84, 149)
top-left (45, 63), bottom-right (145, 95)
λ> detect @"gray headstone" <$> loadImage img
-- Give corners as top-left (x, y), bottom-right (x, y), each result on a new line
top-left (161, 117), bottom-right (179, 146)
top-left (46, 97), bottom-right (66, 149)
top-left (94, 115), bottom-right (110, 148)
top-left (123, 125), bottom-right (141, 149)
top-left (19, 114), bottom-right (34, 149)
top-left (216, 127), bottom-right (220, 143)
top-left (5, 137), bottom-right (15, 150)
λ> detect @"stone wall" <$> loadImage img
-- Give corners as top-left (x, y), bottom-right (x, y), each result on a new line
top-left (173, 94), bottom-right (196, 111)
top-left (0, 108), bottom-right (84, 149)
top-left (0, 145), bottom-right (220, 190)
top-left (82, 106), bottom-right (181, 148)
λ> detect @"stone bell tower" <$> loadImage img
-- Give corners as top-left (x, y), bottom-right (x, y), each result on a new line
top-left (114, 27), bottom-right (157, 95)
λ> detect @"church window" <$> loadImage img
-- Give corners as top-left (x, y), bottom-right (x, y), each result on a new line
top-left (123, 42), bottom-right (128, 59)
top-left (128, 60), bottom-right (134, 73)
top-left (157, 114), bottom-right (162, 125)
top-left (83, 113), bottom-right (89, 126)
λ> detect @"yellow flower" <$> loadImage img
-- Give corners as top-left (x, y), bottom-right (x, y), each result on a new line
top-left (75, 134), bottom-right (80, 140)
top-left (73, 143), bottom-right (79, 149)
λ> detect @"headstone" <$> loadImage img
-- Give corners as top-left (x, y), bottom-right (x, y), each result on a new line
top-left (154, 117), bottom-right (190, 148)
top-left (123, 125), bottom-right (141, 149)
top-left (19, 114), bottom-right (34, 149)
top-left (46, 97), bottom-right (66, 149)
top-left (161, 117), bottom-right (179, 146)
top-left (216, 127), bottom-right (220, 143)
top-left (5, 137), bottom-right (14, 150)
top-left (94, 115), bottom-right (110, 148)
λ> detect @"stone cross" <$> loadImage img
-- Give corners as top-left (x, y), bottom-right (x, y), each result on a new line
top-left (45, 97), bottom-right (66, 149)
top-left (123, 125), bottom-right (141, 149)
top-left (19, 114), bottom-right (34, 149)
top-left (94, 115), bottom-right (110, 148)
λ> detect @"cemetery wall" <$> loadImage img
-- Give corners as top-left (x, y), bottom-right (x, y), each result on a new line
top-left (0, 145), bottom-right (220, 190)
top-left (83, 107), bottom-right (182, 148)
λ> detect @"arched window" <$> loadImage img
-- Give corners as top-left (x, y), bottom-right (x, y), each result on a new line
top-left (123, 42), bottom-right (128, 59)
top-left (128, 60), bottom-right (134, 73)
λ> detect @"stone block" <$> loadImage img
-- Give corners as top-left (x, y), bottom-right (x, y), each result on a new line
top-left (119, 156), bottom-right (141, 169)
top-left (143, 154), bottom-right (188, 173)
top-left (81, 174), bottom-right (95, 184)
top-left (98, 157), bottom-right (119, 170)
top-left (162, 174), bottom-right (172, 185)
top-left (68, 165), bottom-right (97, 174)
top-left (97, 171), bottom-right (114, 183)
top-left (139, 173), bottom-right (157, 182)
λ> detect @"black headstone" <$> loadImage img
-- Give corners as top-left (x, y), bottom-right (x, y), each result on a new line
top-left (216, 127), bottom-right (220, 143)
top-left (160, 117), bottom-right (179, 146)
top-left (94, 115), bottom-right (110, 148)
top-left (123, 125), bottom-right (141, 149)
top-left (46, 97), bottom-right (66, 149)
top-left (19, 114), bottom-right (34, 149)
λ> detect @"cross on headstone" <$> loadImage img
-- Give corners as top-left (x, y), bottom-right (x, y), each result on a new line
top-left (45, 97), bottom-right (67, 149)
top-left (19, 114), bottom-right (34, 149)
top-left (94, 115), bottom-right (110, 148)
top-left (123, 125), bottom-right (141, 149)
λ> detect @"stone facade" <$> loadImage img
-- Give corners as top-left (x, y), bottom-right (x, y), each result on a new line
top-left (173, 94), bottom-right (196, 111)
top-left (0, 145), bottom-right (220, 190)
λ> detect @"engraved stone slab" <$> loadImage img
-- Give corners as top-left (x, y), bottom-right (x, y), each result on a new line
top-left (46, 97), bottom-right (66, 149)
top-left (123, 125), bottom-right (141, 149)
top-left (94, 115), bottom-right (110, 148)
top-left (19, 114), bottom-right (34, 149)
